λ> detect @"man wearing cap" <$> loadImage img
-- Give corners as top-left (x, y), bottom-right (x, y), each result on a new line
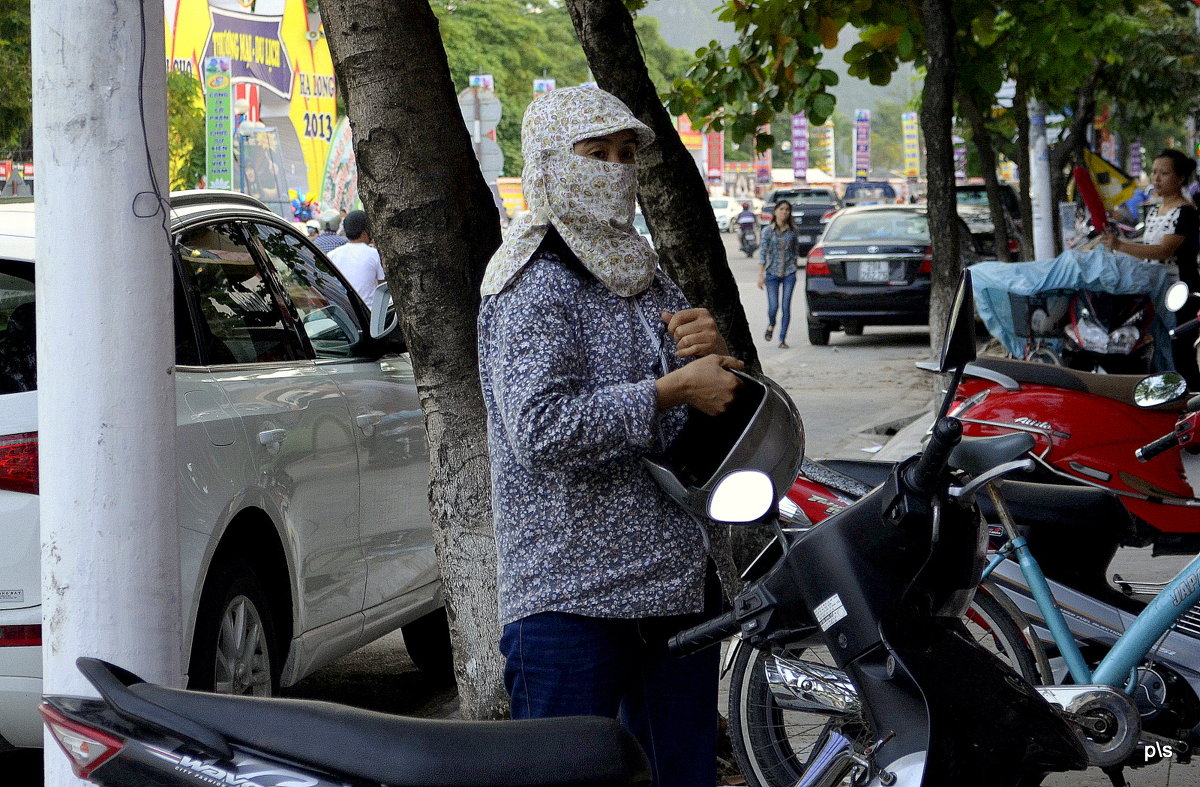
top-left (312, 209), bottom-right (348, 255)
top-left (327, 210), bottom-right (386, 304)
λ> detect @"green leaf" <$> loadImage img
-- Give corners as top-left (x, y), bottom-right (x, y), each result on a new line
top-left (811, 91), bottom-right (836, 119)
top-left (898, 26), bottom-right (914, 59)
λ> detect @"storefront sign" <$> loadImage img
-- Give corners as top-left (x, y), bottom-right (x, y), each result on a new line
top-left (854, 109), bottom-right (871, 180)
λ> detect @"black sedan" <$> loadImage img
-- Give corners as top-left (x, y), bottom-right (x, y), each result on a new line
top-left (804, 205), bottom-right (980, 345)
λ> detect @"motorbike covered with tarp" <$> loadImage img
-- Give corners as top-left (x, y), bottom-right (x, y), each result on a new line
top-left (971, 250), bottom-right (1175, 372)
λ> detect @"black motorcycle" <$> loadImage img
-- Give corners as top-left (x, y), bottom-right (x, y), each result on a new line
top-left (657, 271), bottom-right (1089, 786)
top-left (739, 222), bottom-right (758, 257)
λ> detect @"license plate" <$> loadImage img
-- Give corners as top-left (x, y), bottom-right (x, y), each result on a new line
top-left (798, 234), bottom-right (813, 243)
top-left (857, 260), bottom-right (890, 282)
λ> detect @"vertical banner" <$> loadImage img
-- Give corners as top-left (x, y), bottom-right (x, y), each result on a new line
top-left (705, 131), bottom-right (724, 183)
top-left (533, 78), bottom-right (556, 99)
top-left (0, 160), bottom-right (10, 182)
top-left (1130, 140), bottom-right (1143, 179)
top-left (901, 112), bottom-right (920, 178)
top-left (952, 134), bottom-right (967, 181)
top-left (792, 113), bottom-right (809, 181)
top-left (204, 56), bottom-right (234, 190)
top-left (818, 120), bottom-right (835, 177)
top-left (854, 109), bottom-right (871, 180)
top-left (469, 74), bottom-right (495, 91)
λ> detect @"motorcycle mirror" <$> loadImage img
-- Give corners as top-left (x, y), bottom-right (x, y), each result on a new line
top-left (1165, 281), bottom-right (1191, 313)
top-left (1133, 372), bottom-right (1188, 408)
top-left (708, 470), bottom-right (774, 523)
top-left (936, 269), bottom-right (977, 373)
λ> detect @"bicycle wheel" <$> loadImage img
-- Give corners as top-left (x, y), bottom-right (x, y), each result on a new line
top-left (728, 590), bottom-right (1042, 787)
top-left (957, 585), bottom-right (1042, 684)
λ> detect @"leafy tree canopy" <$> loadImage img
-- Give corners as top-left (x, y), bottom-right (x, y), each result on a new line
top-left (0, 0), bottom-right (31, 153)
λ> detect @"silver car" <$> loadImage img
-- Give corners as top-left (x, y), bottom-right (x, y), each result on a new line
top-left (0, 192), bottom-right (449, 750)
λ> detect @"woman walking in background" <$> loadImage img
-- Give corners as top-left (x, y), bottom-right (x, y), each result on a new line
top-left (757, 200), bottom-right (800, 348)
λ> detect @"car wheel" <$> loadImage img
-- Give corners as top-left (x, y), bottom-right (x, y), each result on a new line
top-left (843, 321), bottom-right (863, 336)
top-left (188, 558), bottom-right (278, 696)
top-left (807, 323), bottom-right (831, 346)
top-left (401, 607), bottom-right (456, 684)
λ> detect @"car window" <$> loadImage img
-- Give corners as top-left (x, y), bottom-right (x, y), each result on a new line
top-left (248, 223), bottom-right (364, 358)
top-left (710, 199), bottom-right (730, 210)
top-left (956, 189), bottom-right (989, 206)
top-left (775, 190), bottom-right (836, 205)
top-left (824, 212), bottom-right (929, 243)
top-left (177, 223), bottom-right (305, 365)
top-left (0, 261), bottom-right (35, 393)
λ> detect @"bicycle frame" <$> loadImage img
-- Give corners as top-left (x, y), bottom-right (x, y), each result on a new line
top-left (981, 519), bottom-right (1200, 691)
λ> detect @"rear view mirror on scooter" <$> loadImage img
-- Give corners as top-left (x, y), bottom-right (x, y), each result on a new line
top-left (1133, 373), bottom-right (1188, 408)
top-left (936, 269), bottom-right (978, 374)
top-left (1166, 281), bottom-right (1191, 313)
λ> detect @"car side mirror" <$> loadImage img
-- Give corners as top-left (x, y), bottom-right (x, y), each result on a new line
top-left (370, 283), bottom-right (401, 340)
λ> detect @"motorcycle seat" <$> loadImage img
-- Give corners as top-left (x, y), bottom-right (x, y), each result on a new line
top-left (127, 682), bottom-right (650, 787)
top-left (967, 357), bottom-right (1189, 412)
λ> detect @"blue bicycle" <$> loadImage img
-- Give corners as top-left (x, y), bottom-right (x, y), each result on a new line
top-left (978, 380), bottom-right (1200, 779)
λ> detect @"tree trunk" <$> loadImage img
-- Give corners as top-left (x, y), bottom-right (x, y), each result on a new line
top-left (1013, 81), bottom-right (1034, 259)
top-left (921, 0), bottom-right (960, 357)
top-left (320, 0), bottom-right (508, 720)
top-left (958, 90), bottom-right (1013, 262)
top-left (564, 0), bottom-right (761, 376)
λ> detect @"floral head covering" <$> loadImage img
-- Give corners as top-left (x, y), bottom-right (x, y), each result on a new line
top-left (480, 85), bottom-right (658, 298)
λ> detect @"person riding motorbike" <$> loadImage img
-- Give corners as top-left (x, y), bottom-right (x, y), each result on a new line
top-left (737, 202), bottom-right (758, 257)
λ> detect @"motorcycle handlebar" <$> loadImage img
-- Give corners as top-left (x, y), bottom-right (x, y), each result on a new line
top-left (1169, 317), bottom-right (1199, 338)
top-left (669, 610), bottom-right (740, 656)
top-left (1136, 430), bottom-right (1181, 463)
top-left (903, 417), bottom-right (963, 496)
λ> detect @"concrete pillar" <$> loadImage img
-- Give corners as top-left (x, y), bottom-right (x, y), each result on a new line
top-left (1029, 100), bottom-right (1056, 260)
top-left (32, 0), bottom-right (181, 782)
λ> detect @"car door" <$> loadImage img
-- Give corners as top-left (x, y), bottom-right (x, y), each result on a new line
top-left (175, 221), bottom-right (365, 635)
top-left (246, 222), bottom-right (436, 616)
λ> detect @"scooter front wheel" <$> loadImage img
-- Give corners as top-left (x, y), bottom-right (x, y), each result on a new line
top-left (728, 591), bottom-right (1042, 787)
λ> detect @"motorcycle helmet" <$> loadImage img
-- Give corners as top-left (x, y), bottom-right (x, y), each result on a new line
top-left (644, 370), bottom-right (804, 523)
top-left (742, 201), bottom-right (750, 209)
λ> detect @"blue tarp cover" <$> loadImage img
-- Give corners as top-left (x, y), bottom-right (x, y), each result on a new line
top-left (970, 250), bottom-right (1176, 370)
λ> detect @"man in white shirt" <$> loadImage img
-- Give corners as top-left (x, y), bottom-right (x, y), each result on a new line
top-left (327, 210), bottom-right (386, 305)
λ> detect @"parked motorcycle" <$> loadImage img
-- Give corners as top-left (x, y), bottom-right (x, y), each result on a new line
top-left (932, 357), bottom-right (1199, 552)
top-left (739, 222), bottom-right (758, 258)
top-left (666, 273), bottom-right (1091, 786)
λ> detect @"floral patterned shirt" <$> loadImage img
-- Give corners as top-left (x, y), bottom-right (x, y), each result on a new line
top-left (478, 245), bottom-right (731, 624)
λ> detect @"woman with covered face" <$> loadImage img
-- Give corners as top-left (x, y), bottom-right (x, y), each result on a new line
top-left (477, 86), bottom-right (742, 786)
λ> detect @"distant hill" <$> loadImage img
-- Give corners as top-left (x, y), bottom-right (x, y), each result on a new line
top-left (640, 0), bottom-right (921, 114)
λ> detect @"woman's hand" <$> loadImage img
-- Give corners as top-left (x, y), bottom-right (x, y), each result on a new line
top-left (654, 354), bottom-right (745, 414)
top-left (662, 309), bottom-right (729, 357)
top-left (756, 268), bottom-right (765, 290)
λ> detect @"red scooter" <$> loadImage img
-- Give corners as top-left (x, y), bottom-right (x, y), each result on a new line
top-left (785, 358), bottom-right (1200, 552)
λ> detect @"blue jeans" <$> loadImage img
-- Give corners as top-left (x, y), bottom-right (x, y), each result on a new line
top-left (765, 272), bottom-right (797, 341)
top-left (500, 607), bottom-right (720, 787)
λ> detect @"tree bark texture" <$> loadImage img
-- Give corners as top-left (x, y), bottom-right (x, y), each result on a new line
top-left (958, 90), bottom-right (1013, 262)
top-left (564, 0), bottom-right (761, 377)
top-left (1013, 81), bottom-right (1035, 259)
top-left (920, 0), bottom-right (960, 357)
top-left (320, 0), bottom-right (507, 720)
